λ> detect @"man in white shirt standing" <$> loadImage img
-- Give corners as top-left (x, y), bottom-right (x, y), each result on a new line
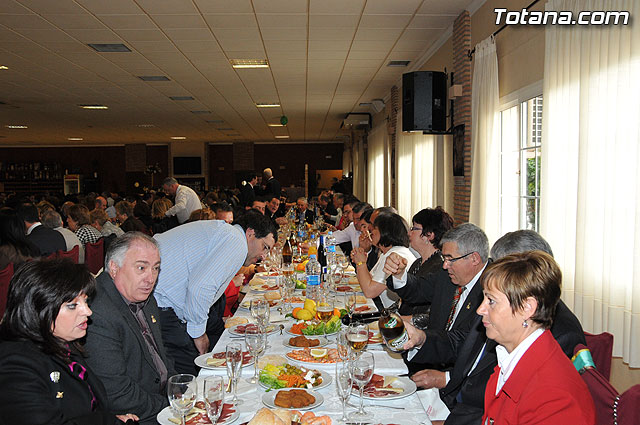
top-left (162, 177), bottom-right (202, 224)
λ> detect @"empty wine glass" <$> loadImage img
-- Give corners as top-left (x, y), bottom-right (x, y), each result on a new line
top-left (244, 324), bottom-right (265, 384)
top-left (349, 351), bottom-right (375, 422)
top-left (336, 360), bottom-right (353, 423)
top-left (250, 299), bottom-right (270, 328)
top-left (167, 374), bottom-right (197, 425)
top-left (203, 376), bottom-right (224, 423)
top-left (345, 291), bottom-right (356, 323)
top-left (225, 343), bottom-right (243, 406)
top-left (336, 328), bottom-right (350, 361)
top-left (347, 322), bottom-right (369, 355)
top-left (338, 254), bottom-right (350, 283)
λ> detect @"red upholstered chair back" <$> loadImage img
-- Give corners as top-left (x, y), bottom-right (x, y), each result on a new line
top-left (85, 238), bottom-right (104, 274)
top-left (0, 263), bottom-right (14, 318)
top-left (574, 344), bottom-right (618, 425)
top-left (619, 384), bottom-right (640, 425)
top-left (57, 245), bottom-right (79, 264)
top-left (585, 332), bottom-right (614, 380)
top-left (45, 251), bottom-right (58, 260)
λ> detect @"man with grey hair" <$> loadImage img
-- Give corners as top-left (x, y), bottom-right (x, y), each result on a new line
top-left (490, 229), bottom-right (553, 259)
top-left (41, 209), bottom-right (84, 263)
top-left (384, 223), bottom-right (490, 373)
top-left (162, 177), bottom-right (201, 224)
top-left (85, 232), bottom-right (174, 425)
top-left (262, 167), bottom-right (281, 199)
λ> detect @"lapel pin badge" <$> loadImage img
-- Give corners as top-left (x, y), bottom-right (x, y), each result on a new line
top-left (466, 302), bottom-right (471, 310)
top-left (151, 315), bottom-right (157, 323)
top-left (50, 371), bottom-right (60, 383)
top-left (56, 392), bottom-right (64, 399)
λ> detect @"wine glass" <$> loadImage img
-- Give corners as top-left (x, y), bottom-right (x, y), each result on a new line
top-left (167, 374), bottom-right (197, 425)
top-left (336, 360), bottom-right (353, 423)
top-left (225, 343), bottom-right (243, 406)
top-left (250, 299), bottom-right (269, 328)
top-left (347, 322), bottom-right (369, 355)
top-left (244, 324), bottom-right (265, 384)
top-left (338, 254), bottom-right (350, 283)
top-left (336, 328), bottom-right (350, 361)
top-left (344, 291), bottom-right (356, 323)
top-left (203, 376), bottom-right (224, 423)
top-left (349, 352), bottom-right (375, 422)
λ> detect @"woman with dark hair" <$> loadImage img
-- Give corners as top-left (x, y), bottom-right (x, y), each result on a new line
top-left (0, 259), bottom-right (138, 425)
top-left (351, 212), bottom-right (416, 307)
top-left (0, 207), bottom-right (40, 269)
top-left (477, 251), bottom-right (595, 424)
top-left (398, 206), bottom-right (454, 321)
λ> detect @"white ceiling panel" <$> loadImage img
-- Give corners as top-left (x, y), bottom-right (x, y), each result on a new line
top-left (0, 0), bottom-right (475, 144)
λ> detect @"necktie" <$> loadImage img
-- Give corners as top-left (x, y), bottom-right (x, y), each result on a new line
top-left (446, 286), bottom-right (466, 330)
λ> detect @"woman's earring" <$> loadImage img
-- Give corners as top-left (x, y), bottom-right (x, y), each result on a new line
top-left (522, 319), bottom-right (528, 328)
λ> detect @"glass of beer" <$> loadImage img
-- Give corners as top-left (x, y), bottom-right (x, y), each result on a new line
top-left (347, 322), bottom-right (369, 355)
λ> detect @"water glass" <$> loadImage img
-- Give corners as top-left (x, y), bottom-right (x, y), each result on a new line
top-left (244, 324), bottom-right (265, 384)
top-left (203, 376), bottom-right (224, 423)
top-left (167, 374), bottom-right (197, 425)
top-left (225, 343), bottom-right (243, 406)
top-left (349, 352), bottom-right (375, 422)
top-left (336, 361), bottom-right (353, 423)
top-left (336, 328), bottom-right (350, 361)
top-left (345, 291), bottom-right (356, 322)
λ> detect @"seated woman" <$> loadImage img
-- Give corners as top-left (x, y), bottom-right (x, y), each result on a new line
top-left (477, 251), bottom-right (595, 424)
top-left (0, 259), bottom-right (138, 425)
top-left (0, 207), bottom-right (40, 269)
top-left (67, 204), bottom-right (103, 246)
top-left (351, 212), bottom-right (416, 308)
top-left (151, 197), bottom-right (178, 235)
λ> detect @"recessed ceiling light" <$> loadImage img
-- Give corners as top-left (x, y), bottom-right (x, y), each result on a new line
top-left (169, 96), bottom-right (194, 101)
top-left (206, 119), bottom-right (224, 124)
top-left (0, 66), bottom-right (8, 70)
top-left (138, 75), bottom-right (170, 81)
top-left (190, 110), bottom-right (211, 114)
top-left (88, 43), bottom-right (131, 53)
top-left (170, 136), bottom-right (186, 140)
top-left (359, 102), bottom-right (372, 107)
top-left (230, 59), bottom-right (269, 69)
top-left (137, 124), bottom-right (155, 128)
top-left (275, 135), bottom-right (289, 139)
top-left (79, 104), bottom-right (108, 109)
top-left (255, 102), bottom-right (280, 108)
top-left (5, 125), bottom-right (27, 129)
top-left (267, 123), bottom-right (284, 127)
top-left (387, 60), bottom-right (411, 67)
top-left (67, 137), bottom-right (83, 141)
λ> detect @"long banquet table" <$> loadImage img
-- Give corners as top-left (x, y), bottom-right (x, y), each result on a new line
top-left (196, 285), bottom-right (438, 425)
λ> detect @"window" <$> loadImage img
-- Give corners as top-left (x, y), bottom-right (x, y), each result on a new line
top-left (499, 95), bottom-right (542, 233)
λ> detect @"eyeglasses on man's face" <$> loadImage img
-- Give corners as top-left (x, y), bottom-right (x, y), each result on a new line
top-left (409, 226), bottom-right (423, 232)
top-left (440, 251), bottom-right (473, 264)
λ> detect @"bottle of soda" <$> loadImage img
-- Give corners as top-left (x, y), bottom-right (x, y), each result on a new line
top-left (378, 307), bottom-right (408, 352)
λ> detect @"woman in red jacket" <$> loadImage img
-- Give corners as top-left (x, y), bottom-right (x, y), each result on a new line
top-left (477, 250), bottom-right (595, 425)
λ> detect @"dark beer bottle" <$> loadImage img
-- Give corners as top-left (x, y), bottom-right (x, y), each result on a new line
top-left (378, 307), bottom-right (408, 352)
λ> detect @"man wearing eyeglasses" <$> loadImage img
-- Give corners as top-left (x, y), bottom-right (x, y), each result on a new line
top-left (384, 223), bottom-right (489, 378)
top-left (153, 210), bottom-right (276, 375)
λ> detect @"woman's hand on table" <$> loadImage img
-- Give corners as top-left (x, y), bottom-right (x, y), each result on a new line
top-left (402, 320), bottom-right (426, 350)
top-left (410, 369), bottom-right (446, 389)
top-left (116, 413), bottom-right (139, 423)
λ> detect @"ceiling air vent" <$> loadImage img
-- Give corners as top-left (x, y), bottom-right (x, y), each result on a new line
top-left (88, 43), bottom-right (131, 53)
top-left (138, 76), bottom-right (170, 81)
top-left (387, 60), bottom-right (411, 67)
top-left (169, 96), bottom-right (194, 101)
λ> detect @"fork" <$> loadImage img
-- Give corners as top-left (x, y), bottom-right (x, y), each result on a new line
top-left (347, 401), bottom-right (405, 410)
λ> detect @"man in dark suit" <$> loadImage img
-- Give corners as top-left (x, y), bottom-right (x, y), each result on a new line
top-left (399, 230), bottom-right (586, 425)
top-left (18, 203), bottom-right (66, 257)
top-left (296, 197), bottom-right (315, 225)
top-left (386, 223), bottom-right (490, 373)
top-left (262, 167), bottom-right (281, 199)
top-left (239, 172), bottom-right (258, 208)
top-left (84, 232), bottom-right (175, 425)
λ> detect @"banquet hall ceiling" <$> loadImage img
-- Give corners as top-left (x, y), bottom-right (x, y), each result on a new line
top-left (0, 0), bottom-right (478, 145)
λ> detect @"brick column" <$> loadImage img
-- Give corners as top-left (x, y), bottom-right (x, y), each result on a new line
top-left (452, 11), bottom-right (471, 224)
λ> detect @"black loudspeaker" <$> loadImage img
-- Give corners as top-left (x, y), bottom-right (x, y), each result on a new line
top-left (402, 71), bottom-right (447, 133)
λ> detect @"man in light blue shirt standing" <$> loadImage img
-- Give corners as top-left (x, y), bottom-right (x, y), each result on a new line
top-left (153, 210), bottom-right (277, 374)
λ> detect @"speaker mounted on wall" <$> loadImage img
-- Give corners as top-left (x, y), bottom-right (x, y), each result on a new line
top-left (402, 71), bottom-right (447, 133)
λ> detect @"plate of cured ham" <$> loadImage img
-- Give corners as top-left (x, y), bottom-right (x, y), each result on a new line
top-left (352, 374), bottom-right (417, 400)
top-left (194, 350), bottom-right (254, 370)
top-left (157, 401), bottom-right (239, 424)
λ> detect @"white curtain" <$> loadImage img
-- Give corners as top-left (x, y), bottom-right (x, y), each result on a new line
top-left (396, 109), bottom-right (454, 222)
top-left (541, 0), bottom-right (640, 366)
top-left (469, 36), bottom-right (501, 245)
top-left (366, 122), bottom-right (390, 207)
top-left (352, 134), bottom-right (366, 200)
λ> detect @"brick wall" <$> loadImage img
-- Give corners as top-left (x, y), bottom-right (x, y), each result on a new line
top-left (453, 11), bottom-right (472, 224)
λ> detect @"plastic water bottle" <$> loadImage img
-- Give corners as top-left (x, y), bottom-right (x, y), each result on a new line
top-left (325, 231), bottom-right (337, 267)
top-left (305, 254), bottom-right (321, 302)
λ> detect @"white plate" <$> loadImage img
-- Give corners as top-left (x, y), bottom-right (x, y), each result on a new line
top-left (284, 349), bottom-right (340, 367)
top-left (156, 403), bottom-right (240, 425)
top-left (285, 322), bottom-right (340, 337)
top-left (238, 299), bottom-right (281, 310)
top-left (262, 388), bottom-right (324, 410)
top-left (228, 323), bottom-right (279, 337)
top-left (282, 336), bottom-right (329, 349)
top-left (353, 376), bottom-right (417, 400)
top-left (194, 351), bottom-right (254, 370)
top-left (258, 367), bottom-right (332, 391)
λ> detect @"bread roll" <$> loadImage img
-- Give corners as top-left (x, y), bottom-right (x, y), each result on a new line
top-left (247, 408), bottom-right (286, 425)
top-left (250, 276), bottom-right (267, 286)
top-left (224, 316), bottom-right (248, 329)
top-left (272, 408), bottom-right (293, 424)
top-left (348, 276), bottom-right (359, 285)
top-left (355, 295), bottom-right (367, 304)
top-left (257, 354), bottom-right (287, 369)
top-left (264, 291), bottom-right (281, 301)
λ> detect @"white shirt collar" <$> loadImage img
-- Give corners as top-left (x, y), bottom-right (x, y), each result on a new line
top-left (495, 327), bottom-right (544, 394)
top-left (26, 221), bottom-right (41, 235)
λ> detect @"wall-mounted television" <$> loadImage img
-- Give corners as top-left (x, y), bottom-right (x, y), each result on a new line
top-left (173, 156), bottom-right (201, 175)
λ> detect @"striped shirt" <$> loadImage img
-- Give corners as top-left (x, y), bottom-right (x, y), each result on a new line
top-left (153, 220), bottom-right (248, 338)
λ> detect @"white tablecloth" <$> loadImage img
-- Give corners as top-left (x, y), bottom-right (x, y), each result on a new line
top-left (196, 288), bottom-right (437, 424)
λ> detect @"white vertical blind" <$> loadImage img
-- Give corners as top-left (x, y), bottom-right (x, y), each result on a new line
top-left (542, 0), bottom-right (640, 366)
top-left (366, 122), bottom-right (389, 208)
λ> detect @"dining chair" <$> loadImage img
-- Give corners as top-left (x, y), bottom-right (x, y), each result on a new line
top-left (0, 262), bottom-right (14, 318)
top-left (585, 331), bottom-right (614, 380)
top-left (57, 245), bottom-right (80, 264)
top-left (85, 238), bottom-right (104, 275)
top-left (618, 383), bottom-right (640, 425)
top-left (573, 344), bottom-right (617, 425)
